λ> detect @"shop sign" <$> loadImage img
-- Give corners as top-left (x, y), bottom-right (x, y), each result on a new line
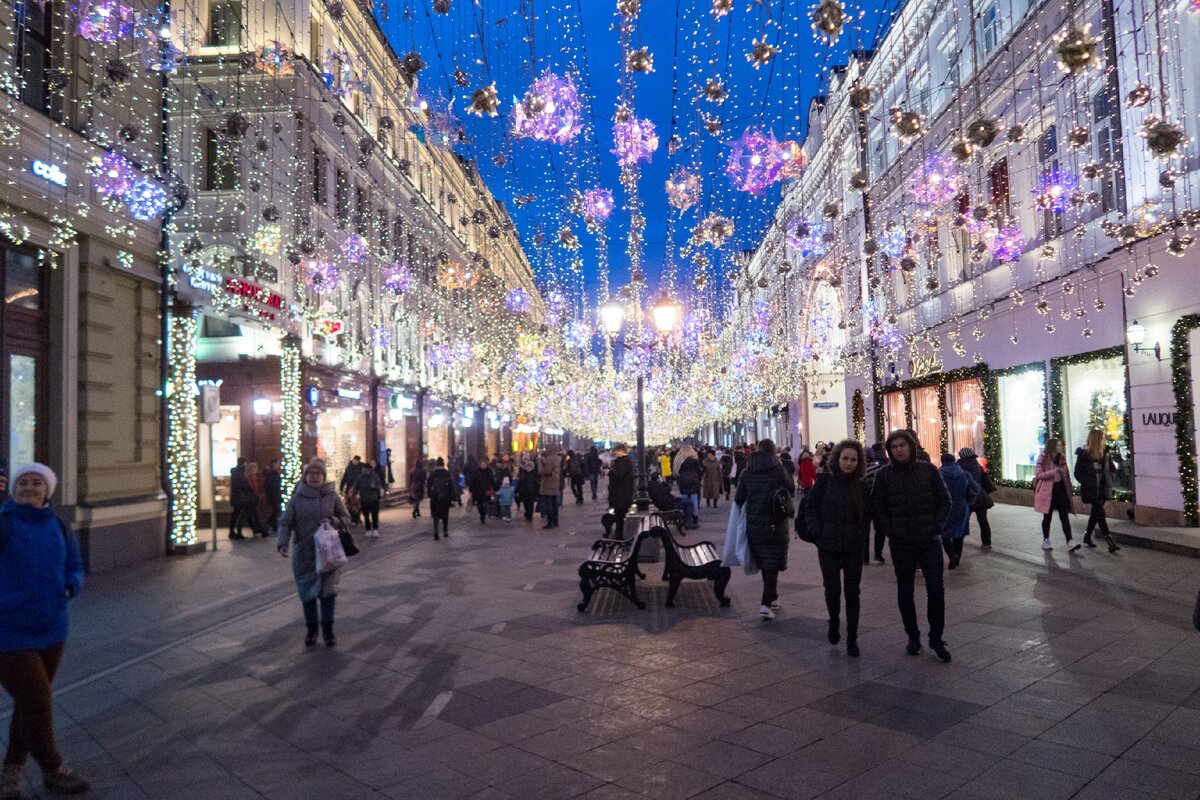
top-left (187, 267), bottom-right (224, 295)
top-left (226, 277), bottom-right (286, 321)
top-left (909, 354), bottom-right (943, 381)
top-left (391, 395), bottom-right (415, 411)
top-left (305, 386), bottom-right (320, 406)
top-left (32, 159), bottom-right (67, 187)
top-left (1141, 411), bottom-right (1177, 426)
top-left (813, 401), bottom-right (840, 409)
top-left (336, 387), bottom-right (362, 400)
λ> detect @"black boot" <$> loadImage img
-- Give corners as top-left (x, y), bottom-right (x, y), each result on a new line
top-left (304, 623), bottom-right (318, 647)
top-left (1083, 531), bottom-right (1096, 547)
top-left (1106, 534), bottom-right (1121, 553)
top-left (846, 635), bottom-right (860, 657)
top-left (321, 621), bottom-right (336, 648)
top-left (827, 617), bottom-right (840, 645)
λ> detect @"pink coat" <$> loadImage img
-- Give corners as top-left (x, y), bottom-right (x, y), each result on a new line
top-left (1033, 453), bottom-right (1072, 513)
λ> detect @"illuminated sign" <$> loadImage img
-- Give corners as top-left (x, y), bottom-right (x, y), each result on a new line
top-left (909, 354), bottom-right (943, 381)
top-left (226, 277), bottom-right (286, 309)
top-left (187, 268), bottom-right (224, 294)
top-left (336, 387), bottom-right (362, 400)
top-left (318, 319), bottom-right (343, 336)
top-left (32, 160), bottom-right (67, 187)
top-left (305, 386), bottom-right (320, 406)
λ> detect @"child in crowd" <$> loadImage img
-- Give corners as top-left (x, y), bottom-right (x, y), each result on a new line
top-left (497, 477), bottom-right (515, 521)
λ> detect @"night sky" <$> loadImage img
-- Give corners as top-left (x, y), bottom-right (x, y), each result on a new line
top-left (375, 0), bottom-right (899, 315)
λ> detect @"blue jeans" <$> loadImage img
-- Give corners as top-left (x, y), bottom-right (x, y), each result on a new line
top-left (588, 473), bottom-right (599, 499)
top-left (683, 493), bottom-right (700, 527)
top-left (540, 494), bottom-right (559, 527)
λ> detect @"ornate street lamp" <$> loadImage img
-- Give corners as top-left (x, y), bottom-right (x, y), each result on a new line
top-left (601, 292), bottom-right (681, 510)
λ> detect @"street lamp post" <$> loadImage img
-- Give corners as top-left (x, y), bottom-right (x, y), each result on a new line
top-left (600, 293), bottom-right (681, 511)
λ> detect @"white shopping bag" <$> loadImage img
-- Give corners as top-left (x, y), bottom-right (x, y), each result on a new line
top-left (314, 521), bottom-right (348, 573)
top-left (721, 503), bottom-right (758, 575)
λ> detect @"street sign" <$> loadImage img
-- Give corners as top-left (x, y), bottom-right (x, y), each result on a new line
top-left (813, 401), bottom-right (840, 409)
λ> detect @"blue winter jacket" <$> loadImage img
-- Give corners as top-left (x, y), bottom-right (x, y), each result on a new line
top-left (0, 500), bottom-right (85, 651)
top-left (938, 463), bottom-right (980, 540)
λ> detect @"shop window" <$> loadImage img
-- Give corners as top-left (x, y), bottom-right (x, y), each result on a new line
top-left (201, 315), bottom-right (241, 338)
top-left (997, 368), bottom-right (1046, 481)
top-left (5, 249), bottom-right (42, 310)
top-left (988, 158), bottom-right (1010, 218)
top-left (8, 354), bottom-right (38, 468)
top-left (1093, 89), bottom-right (1126, 215)
top-left (16, 0), bottom-right (56, 117)
top-left (1060, 354), bottom-right (1130, 490)
top-left (204, 129), bottom-right (238, 191)
top-left (207, 0), bottom-right (242, 47)
top-left (0, 247), bottom-right (50, 467)
top-left (911, 386), bottom-right (943, 457)
top-left (882, 391), bottom-right (908, 436)
top-left (946, 377), bottom-right (985, 458)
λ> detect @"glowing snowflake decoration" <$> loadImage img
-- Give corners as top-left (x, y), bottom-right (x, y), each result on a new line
top-left (786, 218), bottom-right (830, 260)
top-left (254, 224), bottom-right (282, 255)
top-left (75, 0), bottom-right (136, 43)
top-left (564, 321), bottom-right (593, 349)
top-left (342, 234), bottom-right (369, 264)
top-left (991, 226), bottom-right (1025, 263)
top-left (581, 188), bottom-right (615, 222)
top-left (255, 41), bottom-right (295, 77)
top-left (304, 260), bottom-right (340, 294)
top-left (512, 72), bottom-right (583, 144)
top-left (1033, 170), bottom-right (1078, 213)
top-left (504, 287), bottom-right (531, 313)
top-left (879, 226), bottom-right (907, 258)
top-left (773, 140), bottom-right (807, 179)
top-left (666, 167), bottom-right (701, 210)
top-left (125, 178), bottom-right (168, 221)
top-left (89, 151), bottom-right (137, 202)
top-left (612, 116), bottom-right (659, 167)
top-left (912, 154), bottom-right (961, 206)
top-left (383, 263), bottom-right (412, 295)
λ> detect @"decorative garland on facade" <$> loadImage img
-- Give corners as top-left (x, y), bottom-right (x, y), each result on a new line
top-left (166, 311), bottom-right (199, 546)
top-left (852, 389), bottom-right (866, 442)
top-left (984, 362), bottom-right (1047, 487)
top-left (1170, 315), bottom-right (1200, 526)
top-left (1048, 346), bottom-right (1132, 502)
top-left (280, 340), bottom-right (304, 493)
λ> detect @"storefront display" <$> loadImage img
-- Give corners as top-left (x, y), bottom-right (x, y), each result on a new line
top-left (1056, 350), bottom-right (1130, 490)
top-left (945, 377), bottom-right (985, 458)
top-left (315, 406), bottom-right (368, 488)
top-left (911, 385), bottom-right (942, 457)
top-left (995, 368), bottom-right (1046, 482)
top-left (883, 391), bottom-right (907, 436)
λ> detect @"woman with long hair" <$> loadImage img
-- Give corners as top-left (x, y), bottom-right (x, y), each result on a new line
top-left (735, 439), bottom-right (796, 620)
top-left (1034, 439), bottom-right (1080, 553)
top-left (1074, 429), bottom-right (1121, 553)
top-left (803, 440), bottom-right (869, 656)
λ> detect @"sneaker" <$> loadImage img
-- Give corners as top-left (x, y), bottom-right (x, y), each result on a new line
top-left (42, 766), bottom-right (88, 795)
top-left (759, 605), bottom-right (776, 621)
top-left (769, 600), bottom-right (782, 610)
top-left (2, 764), bottom-right (22, 800)
top-left (1041, 539), bottom-right (1053, 551)
top-left (931, 641), bottom-right (952, 663)
top-left (1067, 541), bottom-right (1081, 553)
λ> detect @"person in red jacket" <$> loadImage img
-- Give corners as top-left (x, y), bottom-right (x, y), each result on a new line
top-left (797, 450), bottom-right (817, 491)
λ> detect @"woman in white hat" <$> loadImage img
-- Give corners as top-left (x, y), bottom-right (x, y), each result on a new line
top-left (0, 463), bottom-right (89, 797)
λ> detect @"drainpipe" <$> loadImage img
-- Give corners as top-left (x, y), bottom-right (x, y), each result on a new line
top-left (157, 24), bottom-right (174, 549)
top-left (856, 101), bottom-right (883, 443)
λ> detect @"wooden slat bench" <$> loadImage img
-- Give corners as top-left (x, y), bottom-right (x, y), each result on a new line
top-left (651, 526), bottom-right (732, 609)
top-left (577, 533), bottom-right (649, 611)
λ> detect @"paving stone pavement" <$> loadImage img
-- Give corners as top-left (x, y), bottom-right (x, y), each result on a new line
top-left (6, 492), bottom-right (1200, 799)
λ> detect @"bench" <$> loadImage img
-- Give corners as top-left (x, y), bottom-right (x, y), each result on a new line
top-left (648, 509), bottom-right (686, 539)
top-left (651, 525), bottom-right (732, 609)
top-left (577, 533), bottom-right (649, 611)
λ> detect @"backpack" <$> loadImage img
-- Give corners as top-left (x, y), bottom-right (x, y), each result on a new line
top-left (795, 476), bottom-right (824, 543)
top-left (428, 473), bottom-right (453, 503)
top-left (355, 473), bottom-right (381, 504)
top-left (568, 458), bottom-right (584, 479)
top-left (770, 485), bottom-right (795, 523)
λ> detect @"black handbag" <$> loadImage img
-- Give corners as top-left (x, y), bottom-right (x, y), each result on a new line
top-left (336, 520), bottom-right (360, 557)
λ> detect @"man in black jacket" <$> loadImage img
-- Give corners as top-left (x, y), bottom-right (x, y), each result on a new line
top-left (648, 473), bottom-right (688, 517)
top-left (585, 446), bottom-right (603, 501)
top-left (870, 429), bottom-right (953, 662)
top-left (607, 445), bottom-right (635, 537)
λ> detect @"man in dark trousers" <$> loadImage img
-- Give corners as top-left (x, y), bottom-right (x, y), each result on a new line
top-left (340, 456), bottom-right (364, 523)
top-left (263, 459), bottom-right (283, 532)
top-left (870, 429), bottom-right (953, 663)
top-left (585, 446), bottom-right (603, 501)
top-left (607, 445), bottom-right (635, 538)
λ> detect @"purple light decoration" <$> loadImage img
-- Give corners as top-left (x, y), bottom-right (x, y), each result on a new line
top-left (373, 326), bottom-right (392, 348)
top-left (90, 151), bottom-right (137, 201)
top-left (786, 218), bottom-right (830, 259)
top-left (581, 188), bottom-right (615, 222)
top-left (383, 263), bottom-right (412, 294)
top-left (428, 344), bottom-right (452, 368)
top-left (342, 234), bottom-right (369, 264)
top-left (563, 321), bottom-right (592, 348)
top-left (75, 0), bottom-right (136, 43)
top-left (726, 129), bottom-right (784, 194)
top-left (304, 260), bottom-right (340, 294)
top-left (991, 226), bottom-right (1025, 263)
top-left (504, 287), bottom-right (531, 313)
top-left (612, 117), bottom-right (658, 167)
top-left (911, 154), bottom-right (961, 206)
top-left (1033, 170), bottom-right (1078, 213)
top-left (543, 290), bottom-right (566, 326)
top-left (512, 72), bottom-right (583, 144)
top-left (125, 177), bottom-right (168, 220)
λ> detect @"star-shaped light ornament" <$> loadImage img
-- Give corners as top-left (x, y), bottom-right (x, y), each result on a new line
top-left (811, 0), bottom-right (845, 43)
top-left (401, 50), bottom-right (426, 77)
top-left (704, 78), bottom-right (727, 103)
top-left (628, 47), bottom-right (654, 73)
top-left (1055, 27), bottom-right (1099, 74)
top-left (747, 37), bottom-right (780, 68)
top-left (468, 83), bottom-right (500, 117)
top-left (711, 0), bottom-right (733, 16)
top-left (617, 0), bottom-right (640, 15)
top-left (703, 114), bottom-right (723, 134)
top-left (666, 168), bottom-right (702, 210)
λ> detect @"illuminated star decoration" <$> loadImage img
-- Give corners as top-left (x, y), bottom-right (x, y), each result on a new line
top-left (125, 178), bottom-right (168, 220)
top-left (305, 260), bottom-right (340, 294)
top-left (342, 234), bottom-right (369, 263)
top-left (879, 225), bottom-right (907, 258)
top-left (991, 226), bottom-right (1026, 263)
top-left (468, 83), bottom-right (500, 117)
top-left (383, 263), bottom-right (412, 294)
top-left (75, 0), bottom-right (137, 43)
top-left (1032, 170), bottom-right (1079, 213)
top-left (747, 37), bottom-right (780, 67)
top-left (512, 71), bottom-right (583, 144)
top-left (912, 153), bottom-right (961, 206)
top-left (90, 151), bottom-right (138, 202)
top-left (612, 116), bottom-right (659, 167)
top-left (666, 168), bottom-right (702, 211)
top-left (696, 213), bottom-right (734, 246)
top-left (726, 129), bottom-right (785, 194)
top-left (628, 47), bottom-right (653, 73)
top-left (255, 41), bottom-right (295, 77)
top-left (811, 0), bottom-right (846, 43)
top-left (504, 287), bottom-right (531, 313)
top-left (786, 218), bottom-right (830, 259)
top-left (704, 78), bottom-right (727, 103)
top-left (581, 188), bottom-right (615, 223)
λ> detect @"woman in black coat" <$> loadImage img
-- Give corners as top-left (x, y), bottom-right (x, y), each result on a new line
top-left (1074, 429), bottom-right (1121, 553)
top-left (607, 446), bottom-right (636, 536)
top-left (735, 439), bottom-right (795, 620)
top-left (804, 440), bottom-right (869, 656)
top-left (516, 457), bottom-right (540, 522)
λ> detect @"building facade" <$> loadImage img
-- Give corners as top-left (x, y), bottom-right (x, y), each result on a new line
top-left (746, 0), bottom-right (1200, 525)
top-left (0, 0), bottom-right (170, 570)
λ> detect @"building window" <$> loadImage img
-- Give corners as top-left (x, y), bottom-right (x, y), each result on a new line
top-left (1093, 89), bottom-right (1126, 215)
top-left (1039, 126), bottom-right (1064, 241)
top-left (0, 246), bottom-right (50, 467)
top-left (355, 187), bottom-right (368, 234)
top-left (1058, 352), bottom-right (1130, 490)
top-left (204, 129), bottom-right (238, 191)
top-left (309, 18), bottom-right (322, 64)
top-left (16, 0), bottom-right (56, 117)
top-left (334, 169), bottom-right (349, 228)
top-left (977, 3), bottom-right (1000, 57)
top-left (378, 210), bottom-right (389, 253)
top-left (988, 158), bottom-right (1010, 218)
top-left (207, 0), bottom-right (242, 47)
top-left (393, 218), bottom-right (405, 260)
top-left (312, 148), bottom-right (328, 206)
top-left (997, 368), bottom-right (1046, 482)
top-left (911, 385), bottom-right (943, 456)
top-left (946, 377), bottom-right (985, 457)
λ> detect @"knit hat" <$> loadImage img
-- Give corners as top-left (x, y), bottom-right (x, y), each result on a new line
top-left (11, 462), bottom-right (57, 499)
top-left (303, 459), bottom-right (327, 477)
top-left (958, 447), bottom-right (977, 459)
